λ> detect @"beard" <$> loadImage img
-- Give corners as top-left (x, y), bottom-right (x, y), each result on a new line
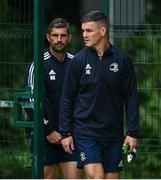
top-left (51, 43), bottom-right (67, 52)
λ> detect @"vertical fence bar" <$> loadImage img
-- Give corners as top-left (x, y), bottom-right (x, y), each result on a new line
top-left (102, 0), bottom-right (109, 16)
top-left (33, 0), bottom-right (45, 178)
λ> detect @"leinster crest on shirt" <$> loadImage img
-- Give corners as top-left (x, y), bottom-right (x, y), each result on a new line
top-left (109, 63), bottom-right (119, 72)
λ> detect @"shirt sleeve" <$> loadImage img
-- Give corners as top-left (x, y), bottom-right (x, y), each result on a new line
top-left (24, 63), bottom-right (34, 121)
top-left (123, 56), bottom-right (139, 138)
top-left (25, 62), bottom-right (56, 135)
top-left (44, 97), bottom-right (56, 135)
top-left (43, 67), bottom-right (56, 136)
top-left (59, 59), bottom-right (79, 138)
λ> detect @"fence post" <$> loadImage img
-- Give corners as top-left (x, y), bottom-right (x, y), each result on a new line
top-left (102, 0), bottom-right (109, 16)
top-left (33, 0), bottom-right (45, 178)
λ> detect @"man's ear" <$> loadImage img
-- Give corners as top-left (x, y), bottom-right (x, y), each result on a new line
top-left (100, 26), bottom-right (107, 36)
top-left (46, 33), bottom-right (50, 42)
top-left (68, 34), bottom-right (72, 43)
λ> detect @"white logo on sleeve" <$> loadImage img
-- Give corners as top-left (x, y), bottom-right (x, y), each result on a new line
top-left (118, 160), bottom-right (123, 167)
top-left (49, 69), bottom-right (56, 80)
top-left (44, 118), bottom-right (49, 125)
top-left (109, 63), bottom-right (119, 72)
top-left (85, 64), bottom-right (92, 74)
top-left (80, 152), bottom-right (86, 161)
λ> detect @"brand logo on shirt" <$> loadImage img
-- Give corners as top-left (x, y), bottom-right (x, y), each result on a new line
top-left (109, 63), bottom-right (119, 72)
top-left (85, 64), bottom-right (92, 74)
top-left (80, 152), bottom-right (86, 161)
top-left (49, 69), bottom-right (56, 80)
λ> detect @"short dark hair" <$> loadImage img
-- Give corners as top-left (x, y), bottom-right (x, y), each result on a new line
top-left (47, 18), bottom-right (70, 34)
top-left (81, 10), bottom-right (108, 27)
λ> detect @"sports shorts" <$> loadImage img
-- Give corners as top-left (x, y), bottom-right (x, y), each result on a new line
top-left (44, 141), bottom-right (78, 165)
top-left (74, 139), bottom-right (123, 172)
top-left (29, 133), bottom-right (78, 166)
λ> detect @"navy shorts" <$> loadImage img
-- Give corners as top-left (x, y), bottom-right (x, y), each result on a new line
top-left (44, 142), bottom-right (78, 166)
top-left (30, 133), bottom-right (78, 166)
top-left (74, 139), bottom-right (123, 172)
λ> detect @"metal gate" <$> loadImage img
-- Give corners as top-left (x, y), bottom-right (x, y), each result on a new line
top-left (0, 0), bottom-right (33, 178)
top-left (107, 0), bottom-right (161, 178)
top-left (0, 0), bottom-right (44, 178)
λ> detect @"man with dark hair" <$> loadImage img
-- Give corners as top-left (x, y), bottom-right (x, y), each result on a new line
top-left (59, 11), bottom-right (139, 179)
top-left (25, 18), bottom-right (82, 179)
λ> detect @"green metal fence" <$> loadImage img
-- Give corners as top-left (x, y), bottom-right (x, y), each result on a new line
top-left (0, 0), bottom-right (33, 178)
top-left (107, 0), bottom-right (161, 178)
top-left (0, 0), bottom-right (44, 178)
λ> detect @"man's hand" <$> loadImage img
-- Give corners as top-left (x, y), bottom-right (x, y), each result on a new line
top-left (123, 135), bottom-right (138, 152)
top-left (46, 131), bottom-right (62, 145)
top-left (61, 136), bottom-right (74, 154)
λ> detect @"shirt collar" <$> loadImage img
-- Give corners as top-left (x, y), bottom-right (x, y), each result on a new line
top-left (88, 42), bottom-right (114, 57)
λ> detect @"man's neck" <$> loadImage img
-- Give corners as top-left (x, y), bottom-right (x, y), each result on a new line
top-left (50, 47), bottom-right (66, 62)
top-left (95, 40), bottom-right (110, 59)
